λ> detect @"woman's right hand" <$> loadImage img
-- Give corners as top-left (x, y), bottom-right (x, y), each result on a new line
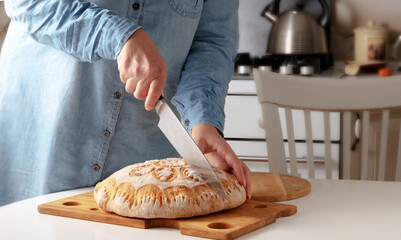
top-left (117, 29), bottom-right (167, 111)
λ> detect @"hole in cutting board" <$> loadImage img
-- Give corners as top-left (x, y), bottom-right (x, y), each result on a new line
top-left (253, 204), bottom-right (268, 208)
top-left (90, 208), bottom-right (99, 211)
top-left (62, 201), bottom-right (81, 206)
top-left (207, 222), bottom-right (235, 229)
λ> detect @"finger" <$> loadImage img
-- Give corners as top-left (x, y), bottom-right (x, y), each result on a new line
top-left (242, 162), bottom-right (252, 199)
top-left (134, 79), bottom-right (150, 100)
top-left (125, 77), bottom-right (137, 93)
top-left (232, 158), bottom-right (246, 187)
top-left (120, 73), bottom-right (128, 84)
top-left (209, 150), bottom-right (250, 199)
top-left (145, 78), bottom-right (165, 111)
top-left (217, 146), bottom-right (250, 198)
top-left (219, 146), bottom-right (246, 188)
top-left (231, 159), bottom-right (249, 198)
top-left (117, 58), bottom-right (130, 84)
top-left (217, 141), bottom-right (245, 175)
top-left (209, 137), bottom-right (245, 186)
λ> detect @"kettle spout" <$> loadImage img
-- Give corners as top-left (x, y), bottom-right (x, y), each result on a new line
top-left (263, 10), bottom-right (278, 23)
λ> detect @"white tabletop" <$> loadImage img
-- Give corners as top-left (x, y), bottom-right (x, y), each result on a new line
top-left (1, 179), bottom-right (401, 240)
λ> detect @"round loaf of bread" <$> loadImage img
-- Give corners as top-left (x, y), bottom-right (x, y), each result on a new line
top-left (94, 158), bottom-right (246, 219)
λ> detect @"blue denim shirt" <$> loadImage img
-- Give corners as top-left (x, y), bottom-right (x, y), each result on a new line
top-left (0, 0), bottom-right (238, 206)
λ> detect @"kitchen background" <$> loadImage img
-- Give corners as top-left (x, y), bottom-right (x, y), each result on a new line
top-left (1, 0), bottom-right (401, 178)
top-left (237, 0), bottom-right (401, 60)
top-left (1, 0), bottom-right (401, 58)
top-left (230, 0), bottom-right (401, 178)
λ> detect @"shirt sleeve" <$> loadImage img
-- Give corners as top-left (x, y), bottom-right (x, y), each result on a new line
top-left (4, 0), bottom-right (141, 62)
top-left (171, 0), bottom-right (239, 133)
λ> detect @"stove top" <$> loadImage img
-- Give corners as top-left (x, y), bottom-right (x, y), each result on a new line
top-left (234, 52), bottom-right (333, 77)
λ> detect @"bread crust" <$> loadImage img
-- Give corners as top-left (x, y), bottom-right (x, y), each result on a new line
top-left (94, 158), bottom-right (246, 219)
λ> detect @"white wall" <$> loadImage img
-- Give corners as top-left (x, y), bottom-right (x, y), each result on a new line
top-left (331, 0), bottom-right (401, 61)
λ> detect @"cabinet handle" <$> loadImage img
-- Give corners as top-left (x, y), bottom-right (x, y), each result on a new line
top-left (259, 117), bottom-right (264, 129)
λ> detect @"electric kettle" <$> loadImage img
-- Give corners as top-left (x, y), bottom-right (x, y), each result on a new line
top-left (262, 0), bottom-right (329, 55)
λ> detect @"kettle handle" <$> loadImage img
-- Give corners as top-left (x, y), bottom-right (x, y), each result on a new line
top-left (318, 0), bottom-right (330, 27)
top-left (267, 0), bottom-right (280, 14)
top-left (262, 0), bottom-right (329, 27)
top-left (261, 0), bottom-right (280, 22)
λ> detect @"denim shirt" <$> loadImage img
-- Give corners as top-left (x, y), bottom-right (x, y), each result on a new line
top-left (0, 0), bottom-right (238, 206)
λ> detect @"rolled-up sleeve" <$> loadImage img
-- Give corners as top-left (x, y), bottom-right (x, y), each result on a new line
top-left (171, 0), bottom-right (239, 133)
top-left (4, 0), bottom-right (141, 62)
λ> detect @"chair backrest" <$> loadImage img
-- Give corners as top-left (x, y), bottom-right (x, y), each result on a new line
top-left (253, 68), bottom-right (401, 181)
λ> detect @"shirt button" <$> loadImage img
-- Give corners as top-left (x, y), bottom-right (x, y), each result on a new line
top-left (184, 119), bottom-right (189, 126)
top-left (132, 3), bottom-right (140, 10)
top-left (103, 130), bottom-right (110, 137)
top-left (93, 164), bottom-right (100, 171)
top-left (114, 91), bottom-right (121, 99)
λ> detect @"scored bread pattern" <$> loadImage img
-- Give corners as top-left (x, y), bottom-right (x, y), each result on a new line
top-left (94, 158), bottom-right (246, 219)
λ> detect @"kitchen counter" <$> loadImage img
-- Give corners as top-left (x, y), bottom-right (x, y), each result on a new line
top-left (1, 179), bottom-right (401, 240)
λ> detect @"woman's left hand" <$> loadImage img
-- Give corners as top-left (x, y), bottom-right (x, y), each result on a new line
top-left (191, 123), bottom-right (251, 199)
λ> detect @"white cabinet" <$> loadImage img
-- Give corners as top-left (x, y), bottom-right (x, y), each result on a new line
top-left (224, 78), bottom-right (270, 172)
top-left (224, 95), bottom-right (265, 139)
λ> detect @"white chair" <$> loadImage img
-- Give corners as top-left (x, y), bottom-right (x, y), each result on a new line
top-left (253, 67), bottom-right (401, 181)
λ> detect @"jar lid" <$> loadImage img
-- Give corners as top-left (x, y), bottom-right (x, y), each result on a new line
top-left (354, 20), bottom-right (387, 33)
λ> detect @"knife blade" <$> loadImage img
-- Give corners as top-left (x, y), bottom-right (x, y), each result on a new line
top-left (155, 96), bottom-right (227, 199)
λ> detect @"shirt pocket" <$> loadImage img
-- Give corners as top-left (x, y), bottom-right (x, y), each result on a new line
top-left (167, 0), bottom-right (203, 18)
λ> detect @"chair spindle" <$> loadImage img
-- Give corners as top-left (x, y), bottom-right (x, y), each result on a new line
top-left (285, 107), bottom-right (298, 176)
top-left (396, 121), bottom-right (401, 181)
top-left (342, 112), bottom-right (351, 179)
top-left (304, 109), bottom-right (315, 179)
top-left (324, 111), bottom-right (332, 179)
top-left (378, 109), bottom-right (389, 181)
top-left (361, 110), bottom-right (370, 180)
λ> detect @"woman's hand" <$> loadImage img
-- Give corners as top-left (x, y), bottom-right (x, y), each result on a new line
top-left (117, 29), bottom-right (166, 111)
top-left (191, 123), bottom-right (251, 199)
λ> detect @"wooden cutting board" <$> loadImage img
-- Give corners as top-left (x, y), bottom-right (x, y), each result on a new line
top-left (250, 172), bottom-right (311, 202)
top-left (38, 191), bottom-right (296, 240)
top-left (38, 173), bottom-right (309, 239)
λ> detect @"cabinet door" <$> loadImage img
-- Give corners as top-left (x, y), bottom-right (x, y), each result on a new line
top-left (224, 95), bottom-right (265, 139)
top-left (224, 95), bottom-right (341, 140)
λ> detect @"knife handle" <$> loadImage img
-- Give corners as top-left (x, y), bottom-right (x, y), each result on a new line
top-left (155, 95), bottom-right (166, 114)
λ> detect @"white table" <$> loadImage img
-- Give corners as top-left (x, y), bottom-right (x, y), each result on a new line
top-left (1, 179), bottom-right (401, 240)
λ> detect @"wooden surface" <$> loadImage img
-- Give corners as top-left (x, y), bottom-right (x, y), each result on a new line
top-left (250, 172), bottom-right (311, 202)
top-left (38, 191), bottom-right (297, 240)
top-left (37, 173), bottom-right (309, 239)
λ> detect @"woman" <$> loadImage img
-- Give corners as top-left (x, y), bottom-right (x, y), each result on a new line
top-left (0, 0), bottom-right (250, 206)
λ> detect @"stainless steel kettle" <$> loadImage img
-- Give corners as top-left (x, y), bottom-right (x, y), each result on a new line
top-left (262, 0), bottom-right (329, 55)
